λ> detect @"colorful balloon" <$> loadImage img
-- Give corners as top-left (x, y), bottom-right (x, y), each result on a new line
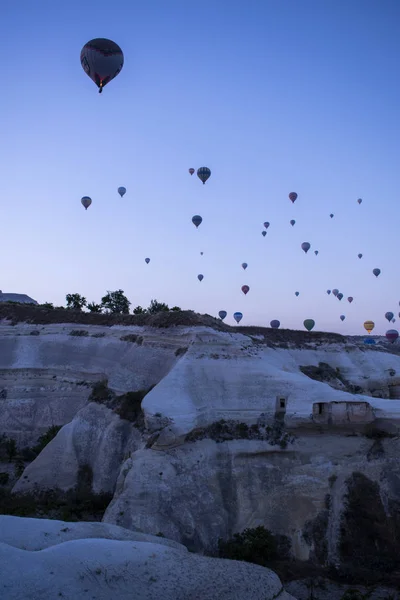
top-left (192, 215), bottom-right (202, 228)
top-left (118, 186), bottom-right (126, 197)
top-left (241, 285), bottom-right (250, 295)
top-left (197, 167), bottom-right (211, 184)
top-left (80, 38), bottom-right (124, 93)
top-left (289, 192), bottom-right (298, 203)
top-left (373, 268), bottom-right (381, 277)
top-left (189, 168), bottom-right (195, 175)
top-left (385, 312), bottom-right (394, 322)
top-left (386, 329), bottom-right (399, 343)
top-left (218, 310), bottom-right (227, 320)
top-left (270, 320), bottom-right (280, 329)
top-left (197, 274), bottom-right (204, 281)
top-left (81, 196), bottom-right (92, 210)
top-left (364, 320), bottom-right (375, 333)
top-left (233, 312), bottom-right (243, 323)
top-left (242, 262), bottom-right (248, 270)
top-left (304, 319), bottom-right (315, 332)
top-left (301, 242), bottom-right (311, 254)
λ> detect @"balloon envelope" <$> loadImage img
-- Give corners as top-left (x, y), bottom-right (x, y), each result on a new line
top-left (358, 253), bottom-right (363, 259)
top-left (347, 297), bottom-right (353, 303)
top-left (364, 320), bottom-right (375, 333)
top-left (233, 312), bottom-right (243, 323)
top-left (337, 293), bottom-right (343, 301)
top-left (241, 263), bottom-right (248, 270)
top-left (263, 222), bottom-right (270, 229)
top-left (197, 167), bottom-right (211, 184)
top-left (218, 310), bottom-right (227, 320)
top-left (364, 338), bottom-right (376, 345)
top-left (80, 38), bottom-right (124, 93)
top-left (290, 219), bottom-right (295, 226)
top-left (189, 168), bottom-right (195, 175)
top-left (295, 291), bottom-right (299, 296)
top-left (330, 213), bottom-right (334, 218)
top-left (301, 242), bottom-right (310, 253)
top-left (118, 186), bottom-right (126, 197)
top-left (314, 250), bottom-right (319, 255)
top-left (304, 319), bottom-right (315, 331)
top-left (340, 315), bottom-right (345, 321)
top-left (192, 215), bottom-right (202, 228)
top-left (197, 274), bottom-right (204, 281)
top-left (385, 311), bottom-right (394, 322)
top-left (81, 196), bottom-right (92, 210)
top-left (145, 258), bottom-right (150, 264)
top-left (332, 289), bottom-right (339, 297)
top-left (289, 192), bottom-right (297, 203)
top-left (386, 329), bottom-right (399, 343)
top-left (270, 320), bottom-right (280, 329)
top-left (262, 231), bottom-right (267, 237)
top-left (357, 198), bottom-right (362, 204)
top-left (327, 290), bottom-right (331, 295)
top-left (373, 268), bottom-right (381, 277)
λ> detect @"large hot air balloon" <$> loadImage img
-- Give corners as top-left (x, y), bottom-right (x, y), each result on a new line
top-left (337, 293), bottom-right (343, 301)
top-left (241, 285), bottom-right (250, 295)
top-left (327, 290), bottom-right (331, 295)
top-left (289, 192), bottom-right (297, 203)
top-left (347, 297), bottom-right (353, 303)
top-left (385, 311), bottom-right (394, 322)
top-left (218, 310), bottom-right (227, 320)
top-left (301, 242), bottom-right (311, 254)
top-left (81, 196), bottom-right (92, 210)
top-left (192, 215), bottom-right (203, 228)
top-left (340, 315), bottom-right (345, 321)
top-left (233, 312), bottom-right (243, 323)
top-left (357, 198), bottom-right (362, 204)
top-left (80, 38), bottom-right (124, 93)
top-left (262, 231), bottom-right (267, 237)
top-left (304, 319), bottom-right (315, 331)
top-left (242, 262), bottom-right (248, 270)
top-left (197, 274), bottom-right (204, 281)
top-left (290, 219), bottom-right (296, 226)
top-left (197, 167), bottom-right (211, 184)
top-left (358, 253), bottom-right (363, 259)
top-left (295, 291), bottom-right (300, 297)
top-left (188, 168), bottom-right (195, 175)
top-left (145, 258), bottom-right (150, 264)
top-left (332, 289), bottom-right (339, 297)
top-left (263, 222), bottom-right (270, 229)
top-left (270, 320), bottom-right (280, 329)
top-left (364, 320), bottom-right (375, 334)
top-left (118, 187), bottom-right (126, 197)
top-left (386, 329), bottom-right (399, 343)
top-left (373, 268), bottom-right (381, 277)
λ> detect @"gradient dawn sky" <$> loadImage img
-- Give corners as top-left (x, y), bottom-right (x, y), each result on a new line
top-left (2, 0), bottom-right (399, 335)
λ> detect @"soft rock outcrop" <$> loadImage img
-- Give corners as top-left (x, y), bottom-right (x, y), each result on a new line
top-left (0, 518), bottom-right (296, 600)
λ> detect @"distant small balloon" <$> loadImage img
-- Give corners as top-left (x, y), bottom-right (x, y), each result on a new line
top-left (373, 268), bottom-right (381, 277)
top-left (290, 219), bottom-right (296, 226)
top-left (118, 186), bottom-right (126, 197)
top-left (337, 293), bottom-right (343, 301)
top-left (295, 291), bottom-right (300, 297)
top-left (314, 250), bottom-right (319, 256)
top-left (192, 215), bottom-right (203, 228)
top-left (200, 252), bottom-right (204, 255)
top-left (358, 253), bottom-right (363, 259)
top-left (197, 274), bottom-right (204, 281)
top-left (241, 285), bottom-right (250, 295)
top-left (385, 311), bottom-right (394, 322)
top-left (386, 329), bottom-right (399, 343)
top-left (145, 258), bottom-right (150, 264)
top-left (347, 297), bottom-right (353, 303)
top-left (332, 289), bottom-right (339, 297)
top-left (330, 214), bottom-right (334, 218)
top-left (289, 192), bottom-right (298, 203)
top-left (189, 168), bottom-right (195, 175)
top-left (233, 312), bottom-right (243, 323)
top-left (262, 231), bottom-right (267, 237)
top-left (327, 290), bottom-right (331, 295)
top-left (301, 242), bottom-right (311, 254)
top-left (304, 319), bottom-right (315, 332)
top-left (340, 315), bottom-right (345, 321)
top-left (263, 222), bottom-right (270, 229)
top-left (357, 198), bottom-right (362, 205)
top-left (218, 310), bottom-right (227, 320)
top-left (270, 320), bottom-right (280, 329)
top-left (81, 196), bottom-right (92, 210)
top-left (392, 318), bottom-right (396, 323)
top-left (242, 263), bottom-right (248, 270)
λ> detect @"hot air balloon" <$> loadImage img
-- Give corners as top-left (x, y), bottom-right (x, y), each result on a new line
top-left (358, 253), bottom-right (363, 259)
top-left (189, 168), bottom-right (195, 175)
top-left (241, 263), bottom-right (248, 270)
top-left (314, 250), bottom-right (319, 256)
top-left (340, 315), bottom-right (345, 321)
top-left (295, 291), bottom-right (299, 296)
top-left (241, 285), bottom-right (250, 295)
top-left (347, 297), bottom-right (353, 303)
top-left (192, 215), bottom-right (202, 228)
top-left (357, 198), bottom-right (362, 204)
top-left (364, 338), bottom-right (376, 345)
top-left (200, 252), bottom-right (203, 255)
top-left (262, 231), bottom-right (267, 237)
top-left (80, 38), bottom-right (124, 93)
top-left (385, 311), bottom-right (394, 322)
top-left (263, 222), bottom-right (270, 229)
top-left (329, 213), bottom-right (334, 219)
top-left (386, 329), bottom-right (399, 343)
top-left (81, 196), bottom-right (92, 210)
top-left (337, 293), bottom-right (343, 301)
top-left (219, 310), bottom-right (227, 320)
top-left (197, 167), bottom-right (211, 184)
top-left (373, 268), bottom-right (381, 277)
top-left (290, 219), bottom-right (296, 226)
top-left (270, 320), bottom-right (280, 329)
top-left (301, 242), bottom-right (311, 254)
top-left (289, 192), bottom-right (298, 203)
top-left (233, 312), bottom-right (243, 323)
top-left (332, 289), bottom-right (339, 297)
top-left (145, 258), bottom-right (150, 264)
top-left (392, 318), bottom-right (396, 323)
top-left (304, 319), bottom-right (315, 332)
top-left (197, 274), bottom-right (204, 281)
top-left (327, 290), bottom-right (331, 295)
top-left (364, 320), bottom-right (375, 334)
top-left (118, 187), bottom-right (126, 197)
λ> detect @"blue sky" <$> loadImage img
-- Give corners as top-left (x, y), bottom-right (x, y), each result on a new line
top-left (2, 0), bottom-right (399, 334)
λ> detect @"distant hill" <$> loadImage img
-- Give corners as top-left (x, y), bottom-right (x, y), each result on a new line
top-left (0, 292), bottom-right (38, 305)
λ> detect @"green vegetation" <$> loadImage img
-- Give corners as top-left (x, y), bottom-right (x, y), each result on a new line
top-left (186, 418), bottom-right (294, 447)
top-left (31, 425), bottom-right (62, 457)
top-left (88, 380), bottom-right (114, 404)
top-left (66, 293), bottom-right (87, 311)
top-left (120, 334), bottom-right (143, 344)
top-left (101, 290), bottom-right (131, 314)
top-left (69, 329), bottom-right (89, 337)
top-left (218, 526), bottom-right (290, 566)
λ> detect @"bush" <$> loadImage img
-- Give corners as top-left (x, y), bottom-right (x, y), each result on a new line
top-left (365, 426), bottom-right (397, 440)
top-left (88, 381), bottom-right (114, 404)
top-left (0, 473), bottom-right (9, 485)
top-left (218, 526), bottom-right (282, 566)
top-left (114, 391), bottom-right (146, 422)
top-left (147, 299), bottom-right (169, 314)
top-left (69, 329), bottom-right (89, 337)
top-left (31, 425), bottom-right (62, 457)
top-left (120, 334), bottom-right (143, 345)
